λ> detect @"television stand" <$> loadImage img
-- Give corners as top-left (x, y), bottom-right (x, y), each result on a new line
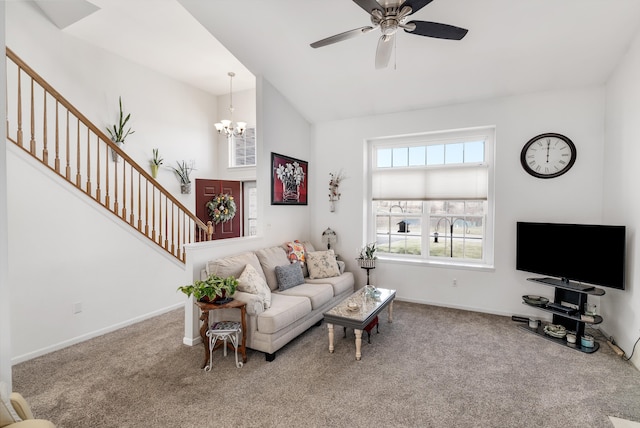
top-left (520, 277), bottom-right (605, 354)
top-left (527, 277), bottom-right (595, 292)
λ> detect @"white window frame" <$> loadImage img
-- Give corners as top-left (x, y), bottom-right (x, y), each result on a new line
top-left (366, 127), bottom-right (495, 269)
top-left (229, 127), bottom-right (256, 168)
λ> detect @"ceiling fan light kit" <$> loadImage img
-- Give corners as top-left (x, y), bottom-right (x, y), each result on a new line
top-left (310, 0), bottom-right (468, 69)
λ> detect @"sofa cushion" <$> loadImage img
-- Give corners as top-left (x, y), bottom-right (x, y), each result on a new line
top-left (255, 246), bottom-right (290, 291)
top-left (275, 262), bottom-right (305, 291)
top-left (305, 272), bottom-right (355, 297)
top-left (306, 250), bottom-right (340, 279)
top-left (207, 252), bottom-right (265, 284)
top-left (278, 283), bottom-right (334, 310)
top-left (237, 264), bottom-right (272, 309)
top-left (256, 294), bottom-right (311, 334)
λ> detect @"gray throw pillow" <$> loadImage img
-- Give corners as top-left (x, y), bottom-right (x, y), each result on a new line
top-left (275, 262), bottom-right (305, 291)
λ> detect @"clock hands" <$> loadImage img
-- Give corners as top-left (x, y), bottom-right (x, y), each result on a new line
top-left (546, 139), bottom-right (550, 163)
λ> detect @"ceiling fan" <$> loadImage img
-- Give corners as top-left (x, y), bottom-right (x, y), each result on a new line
top-left (310, 0), bottom-right (468, 69)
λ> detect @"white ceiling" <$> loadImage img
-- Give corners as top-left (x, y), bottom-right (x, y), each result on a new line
top-left (36, 0), bottom-right (640, 124)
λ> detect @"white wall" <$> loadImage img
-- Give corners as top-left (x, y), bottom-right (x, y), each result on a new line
top-left (0, 0), bottom-right (12, 389)
top-left (604, 27), bottom-right (640, 369)
top-left (8, 145), bottom-right (188, 361)
top-left (6, 1), bottom-right (218, 214)
top-left (3, 1), bottom-right (220, 363)
top-left (311, 88), bottom-right (606, 320)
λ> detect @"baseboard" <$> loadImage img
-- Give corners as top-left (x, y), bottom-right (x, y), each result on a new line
top-left (183, 336), bottom-right (202, 346)
top-left (12, 302), bottom-right (184, 364)
top-left (395, 296), bottom-right (519, 319)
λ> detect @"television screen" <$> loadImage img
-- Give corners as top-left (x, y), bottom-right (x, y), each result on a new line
top-left (516, 222), bottom-right (626, 290)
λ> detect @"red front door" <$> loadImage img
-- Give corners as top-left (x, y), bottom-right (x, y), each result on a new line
top-left (195, 179), bottom-right (242, 240)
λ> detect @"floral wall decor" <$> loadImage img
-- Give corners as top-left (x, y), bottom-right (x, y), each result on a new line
top-left (328, 170), bottom-right (345, 212)
top-left (207, 193), bottom-right (237, 224)
top-left (271, 152), bottom-right (308, 205)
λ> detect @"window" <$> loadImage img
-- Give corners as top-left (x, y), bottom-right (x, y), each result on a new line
top-left (229, 127), bottom-right (256, 167)
top-left (369, 127), bottom-right (494, 267)
top-left (243, 181), bottom-right (258, 236)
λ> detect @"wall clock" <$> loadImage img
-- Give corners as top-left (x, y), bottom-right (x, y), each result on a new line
top-left (520, 133), bottom-right (576, 179)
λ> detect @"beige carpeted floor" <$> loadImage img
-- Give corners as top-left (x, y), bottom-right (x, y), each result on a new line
top-left (12, 301), bottom-right (640, 428)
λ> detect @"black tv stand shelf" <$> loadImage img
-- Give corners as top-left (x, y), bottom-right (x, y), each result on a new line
top-left (520, 277), bottom-right (605, 354)
top-left (527, 277), bottom-right (605, 295)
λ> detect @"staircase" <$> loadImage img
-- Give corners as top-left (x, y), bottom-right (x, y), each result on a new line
top-left (5, 48), bottom-right (212, 263)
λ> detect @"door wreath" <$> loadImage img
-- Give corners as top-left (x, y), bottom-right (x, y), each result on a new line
top-left (206, 193), bottom-right (236, 224)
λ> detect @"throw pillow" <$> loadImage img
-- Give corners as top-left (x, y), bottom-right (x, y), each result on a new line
top-left (275, 262), bottom-right (305, 291)
top-left (237, 264), bottom-right (272, 309)
top-left (286, 240), bottom-right (306, 264)
top-left (306, 249), bottom-right (341, 279)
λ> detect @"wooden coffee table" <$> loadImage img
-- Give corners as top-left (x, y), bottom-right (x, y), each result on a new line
top-left (323, 287), bottom-right (396, 360)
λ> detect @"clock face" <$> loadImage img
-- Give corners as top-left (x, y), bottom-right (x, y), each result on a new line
top-left (520, 133), bottom-right (576, 179)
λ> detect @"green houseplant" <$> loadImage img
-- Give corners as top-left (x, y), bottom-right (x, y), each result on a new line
top-left (106, 96), bottom-right (135, 162)
top-left (150, 148), bottom-right (163, 178)
top-left (170, 160), bottom-right (194, 194)
top-left (357, 243), bottom-right (377, 268)
top-left (177, 274), bottom-right (238, 303)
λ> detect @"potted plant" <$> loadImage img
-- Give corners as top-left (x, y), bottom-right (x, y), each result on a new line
top-left (150, 148), bottom-right (163, 178)
top-left (170, 160), bottom-right (194, 194)
top-left (106, 96), bottom-right (135, 162)
top-left (357, 242), bottom-right (377, 268)
top-left (177, 274), bottom-right (238, 303)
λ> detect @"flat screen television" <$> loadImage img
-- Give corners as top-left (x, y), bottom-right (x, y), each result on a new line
top-left (516, 222), bottom-right (626, 290)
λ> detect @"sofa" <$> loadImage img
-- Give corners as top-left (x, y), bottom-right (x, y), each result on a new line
top-left (0, 393), bottom-right (55, 428)
top-left (201, 241), bottom-right (355, 361)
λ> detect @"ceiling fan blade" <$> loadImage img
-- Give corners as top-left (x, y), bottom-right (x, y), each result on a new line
top-left (352, 0), bottom-right (383, 15)
top-left (310, 26), bottom-right (375, 48)
top-left (405, 21), bottom-right (468, 40)
top-left (399, 0), bottom-right (434, 15)
top-left (375, 34), bottom-right (394, 69)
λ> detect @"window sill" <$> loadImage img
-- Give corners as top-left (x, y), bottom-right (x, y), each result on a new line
top-left (376, 255), bottom-right (494, 272)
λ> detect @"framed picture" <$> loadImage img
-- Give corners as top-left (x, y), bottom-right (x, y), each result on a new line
top-left (271, 152), bottom-right (308, 205)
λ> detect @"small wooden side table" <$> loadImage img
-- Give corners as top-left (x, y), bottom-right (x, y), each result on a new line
top-left (196, 299), bottom-right (247, 369)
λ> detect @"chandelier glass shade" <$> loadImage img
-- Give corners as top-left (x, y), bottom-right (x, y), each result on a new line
top-left (215, 72), bottom-right (247, 138)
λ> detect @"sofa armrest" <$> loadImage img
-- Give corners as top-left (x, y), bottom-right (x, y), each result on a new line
top-left (10, 393), bottom-right (34, 420)
top-left (232, 291), bottom-right (265, 316)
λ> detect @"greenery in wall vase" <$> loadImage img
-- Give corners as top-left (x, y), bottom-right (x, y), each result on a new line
top-left (170, 160), bottom-right (195, 194)
top-left (150, 148), bottom-right (163, 178)
top-left (106, 96), bottom-right (135, 162)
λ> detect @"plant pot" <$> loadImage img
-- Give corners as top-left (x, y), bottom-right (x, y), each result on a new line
top-left (181, 182), bottom-right (191, 194)
top-left (357, 258), bottom-right (376, 268)
top-left (151, 164), bottom-right (158, 179)
top-left (199, 291), bottom-right (232, 305)
top-left (111, 141), bottom-right (123, 162)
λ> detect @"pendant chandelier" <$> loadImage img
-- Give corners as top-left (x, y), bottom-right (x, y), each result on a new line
top-left (214, 72), bottom-right (247, 138)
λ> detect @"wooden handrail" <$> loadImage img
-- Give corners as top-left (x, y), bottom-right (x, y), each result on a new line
top-left (5, 47), bottom-right (212, 262)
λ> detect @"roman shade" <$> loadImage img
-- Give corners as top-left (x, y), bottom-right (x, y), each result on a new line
top-left (371, 164), bottom-right (488, 201)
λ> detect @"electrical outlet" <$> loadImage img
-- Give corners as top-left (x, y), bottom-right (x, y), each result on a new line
top-left (73, 302), bottom-right (82, 314)
top-left (452, 278), bottom-right (458, 287)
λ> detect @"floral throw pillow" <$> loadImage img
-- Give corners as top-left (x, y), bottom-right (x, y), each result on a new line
top-left (286, 240), bottom-right (306, 264)
top-left (237, 264), bottom-right (272, 309)
top-left (306, 250), bottom-right (340, 279)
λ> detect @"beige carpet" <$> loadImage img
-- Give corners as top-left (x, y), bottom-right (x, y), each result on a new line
top-left (12, 301), bottom-right (640, 428)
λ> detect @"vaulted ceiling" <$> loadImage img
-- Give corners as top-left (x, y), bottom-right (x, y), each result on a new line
top-left (35, 0), bottom-right (640, 124)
